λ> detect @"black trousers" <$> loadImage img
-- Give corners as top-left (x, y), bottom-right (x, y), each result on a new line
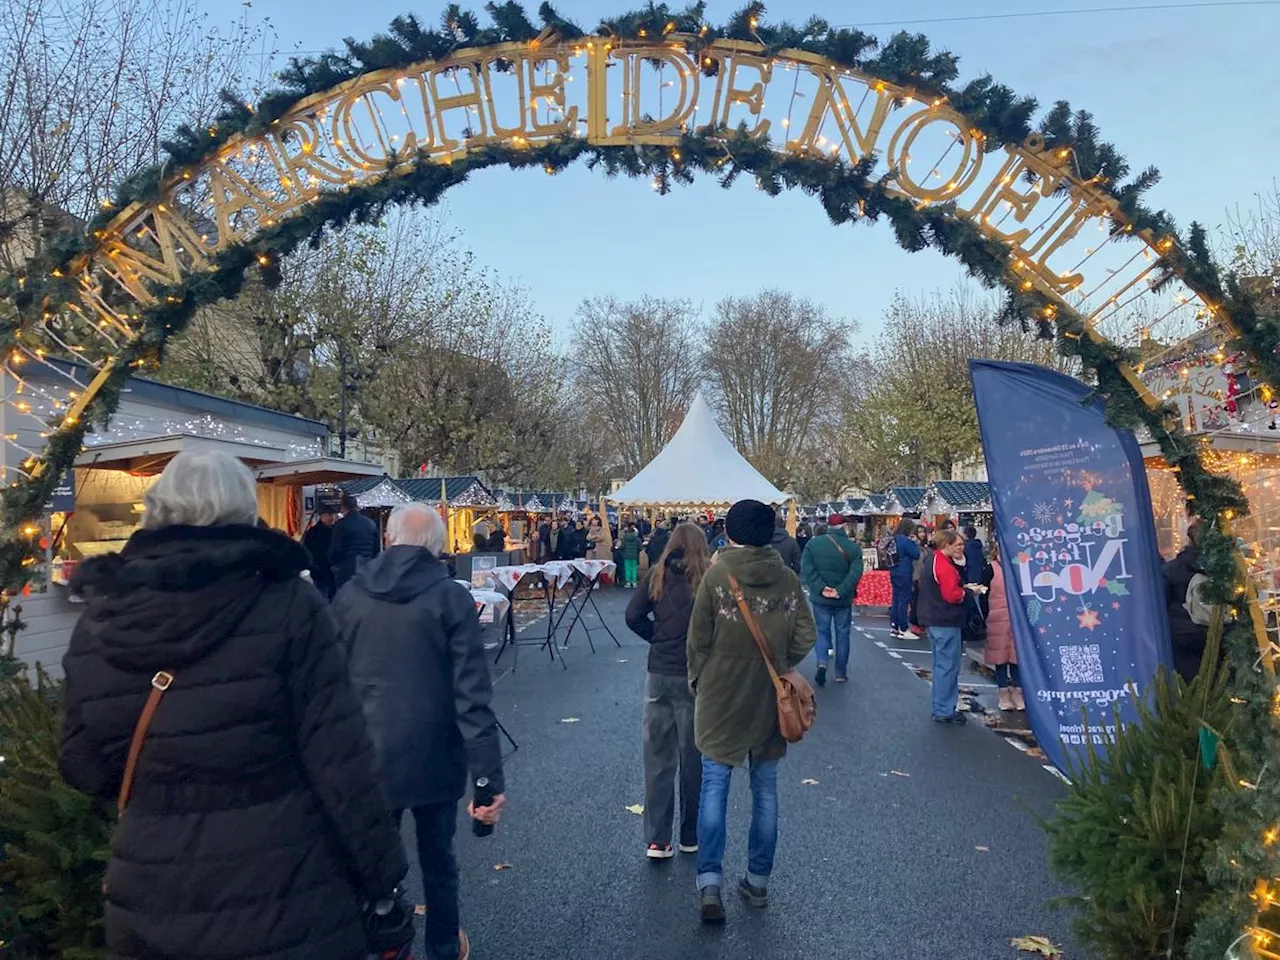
top-left (395, 803), bottom-right (461, 959)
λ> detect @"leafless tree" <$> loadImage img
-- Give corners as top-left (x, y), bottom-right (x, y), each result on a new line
top-left (703, 290), bottom-right (855, 490)
top-left (0, 0), bottom-right (276, 264)
top-left (1221, 180), bottom-right (1280, 284)
top-left (570, 296), bottom-right (704, 475)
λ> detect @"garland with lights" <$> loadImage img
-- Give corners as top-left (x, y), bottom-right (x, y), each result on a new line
top-left (0, 6), bottom-right (1278, 953)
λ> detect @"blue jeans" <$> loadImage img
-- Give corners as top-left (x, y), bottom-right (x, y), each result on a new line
top-left (890, 574), bottom-right (912, 631)
top-left (696, 755), bottom-right (779, 891)
top-left (928, 626), bottom-right (962, 718)
top-left (813, 604), bottom-right (852, 677)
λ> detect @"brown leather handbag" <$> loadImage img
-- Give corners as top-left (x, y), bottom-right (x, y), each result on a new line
top-left (727, 575), bottom-right (816, 743)
top-left (116, 670), bottom-right (175, 815)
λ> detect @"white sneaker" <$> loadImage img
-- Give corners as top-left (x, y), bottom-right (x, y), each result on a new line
top-left (646, 843), bottom-right (674, 859)
top-left (679, 843), bottom-right (698, 854)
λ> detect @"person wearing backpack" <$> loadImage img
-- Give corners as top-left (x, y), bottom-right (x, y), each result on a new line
top-left (1163, 521), bottom-right (1212, 682)
top-left (800, 513), bottom-right (864, 686)
top-left (889, 518), bottom-right (920, 639)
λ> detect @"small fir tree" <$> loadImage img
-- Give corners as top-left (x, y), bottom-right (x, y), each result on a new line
top-left (1044, 623), bottom-right (1234, 960)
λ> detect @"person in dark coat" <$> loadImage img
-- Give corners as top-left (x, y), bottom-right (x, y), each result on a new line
top-left (769, 513), bottom-right (802, 574)
top-left (1164, 521), bottom-right (1210, 682)
top-left (962, 525), bottom-right (990, 620)
top-left (59, 449), bottom-right (407, 960)
top-left (918, 529), bottom-right (971, 724)
top-left (800, 513), bottom-right (864, 686)
top-left (890, 518), bottom-right (921, 639)
top-left (645, 521), bottom-right (671, 566)
top-left (625, 523), bottom-right (711, 859)
top-left (329, 492), bottom-right (379, 590)
top-left (332, 502), bottom-right (506, 960)
top-left (537, 519), bottom-right (552, 562)
top-left (302, 504), bottom-right (338, 598)
top-left (486, 521), bottom-right (506, 554)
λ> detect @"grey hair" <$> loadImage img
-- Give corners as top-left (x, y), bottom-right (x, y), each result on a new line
top-left (387, 502), bottom-right (446, 555)
top-left (143, 448), bottom-right (259, 530)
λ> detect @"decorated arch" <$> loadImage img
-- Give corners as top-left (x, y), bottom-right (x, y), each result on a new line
top-left (3, 5), bottom-right (1280, 946)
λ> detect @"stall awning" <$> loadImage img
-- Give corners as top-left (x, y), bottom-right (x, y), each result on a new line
top-left (255, 458), bottom-right (385, 486)
top-left (75, 434), bottom-right (285, 475)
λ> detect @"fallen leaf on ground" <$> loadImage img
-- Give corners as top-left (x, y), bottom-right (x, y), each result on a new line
top-left (559, 717), bottom-right (580, 723)
top-left (890, 770), bottom-right (911, 778)
top-left (801, 778), bottom-right (819, 785)
top-left (414, 905), bottom-right (426, 916)
top-left (624, 803), bottom-right (644, 815)
top-left (983, 714), bottom-right (1002, 727)
top-left (975, 845), bottom-right (990, 852)
top-left (1011, 934), bottom-right (1062, 957)
top-left (1026, 747), bottom-right (1046, 759)
top-left (493, 863), bottom-right (513, 871)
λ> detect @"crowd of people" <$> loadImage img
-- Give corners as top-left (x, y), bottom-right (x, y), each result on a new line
top-left (57, 449), bottom-right (1036, 957)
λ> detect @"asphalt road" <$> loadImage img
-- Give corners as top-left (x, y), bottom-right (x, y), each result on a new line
top-left (396, 588), bottom-right (1090, 960)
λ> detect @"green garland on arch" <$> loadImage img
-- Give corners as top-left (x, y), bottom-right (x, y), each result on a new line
top-left (0, 12), bottom-right (1276, 947)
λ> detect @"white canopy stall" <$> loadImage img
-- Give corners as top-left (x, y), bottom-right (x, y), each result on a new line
top-left (609, 393), bottom-right (790, 513)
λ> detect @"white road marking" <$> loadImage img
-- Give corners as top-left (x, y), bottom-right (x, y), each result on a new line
top-left (1003, 737), bottom-right (1030, 753)
top-left (1044, 765), bottom-right (1072, 785)
top-left (874, 641), bottom-right (888, 649)
top-left (888, 651), bottom-right (903, 659)
top-left (885, 647), bottom-right (928, 654)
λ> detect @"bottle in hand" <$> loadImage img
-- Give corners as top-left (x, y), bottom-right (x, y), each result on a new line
top-left (472, 777), bottom-right (495, 837)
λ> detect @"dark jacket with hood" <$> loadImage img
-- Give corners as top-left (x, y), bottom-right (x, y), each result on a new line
top-left (1164, 544), bottom-right (1209, 682)
top-left (329, 508), bottom-right (379, 587)
top-left (331, 545), bottom-right (504, 809)
top-left (60, 524), bottom-right (406, 960)
top-left (963, 537), bottom-right (988, 585)
top-left (770, 527), bottom-right (802, 575)
top-left (625, 549), bottom-right (698, 676)
top-left (645, 526), bottom-right (671, 565)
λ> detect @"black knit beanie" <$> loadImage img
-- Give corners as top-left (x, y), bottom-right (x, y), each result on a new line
top-left (726, 499), bottom-right (775, 548)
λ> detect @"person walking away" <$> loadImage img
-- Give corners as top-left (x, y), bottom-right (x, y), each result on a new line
top-left (625, 523), bottom-right (710, 859)
top-left (1164, 521), bottom-right (1212, 683)
top-left (687, 499), bottom-right (816, 924)
top-left (917, 529), bottom-right (973, 724)
top-left (330, 492), bottom-right (378, 591)
top-left (908, 525), bottom-right (931, 635)
top-left (302, 504), bottom-right (338, 599)
top-left (620, 522), bottom-right (642, 588)
top-left (332, 503), bottom-right (507, 960)
top-left (800, 513), bottom-right (864, 686)
top-left (646, 519), bottom-right (671, 567)
top-left (769, 513), bottom-right (802, 575)
top-left (795, 522), bottom-right (812, 555)
top-left (60, 449), bottom-right (408, 960)
top-left (586, 515), bottom-right (606, 560)
top-left (889, 518), bottom-right (920, 639)
top-left (984, 543), bottom-right (1023, 711)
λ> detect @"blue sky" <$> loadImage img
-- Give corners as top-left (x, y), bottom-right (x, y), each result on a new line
top-left (237, 0), bottom-right (1280, 345)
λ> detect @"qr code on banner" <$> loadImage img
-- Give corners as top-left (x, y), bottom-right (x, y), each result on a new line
top-left (1059, 644), bottom-right (1104, 685)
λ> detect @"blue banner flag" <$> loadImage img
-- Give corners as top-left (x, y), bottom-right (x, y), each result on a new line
top-left (969, 360), bottom-right (1172, 773)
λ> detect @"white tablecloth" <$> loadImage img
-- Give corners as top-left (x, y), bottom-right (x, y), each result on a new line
top-left (456, 580), bottom-right (511, 624)
top-left (485, 559), bottom-right (617, 591)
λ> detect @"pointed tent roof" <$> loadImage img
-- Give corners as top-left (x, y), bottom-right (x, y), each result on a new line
top-left (610, 393), bottom-right (789, 507)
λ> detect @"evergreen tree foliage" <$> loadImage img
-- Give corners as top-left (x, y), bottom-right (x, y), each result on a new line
top-left (0, 662), bottom-right (111, 959)
top-left (1044, 626), bottom-right (1234, 960)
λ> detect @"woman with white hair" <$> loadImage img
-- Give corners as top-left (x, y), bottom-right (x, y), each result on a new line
top-left (59, 448), bottom-right (409, 960)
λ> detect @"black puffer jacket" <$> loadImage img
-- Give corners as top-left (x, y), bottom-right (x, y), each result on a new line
top-left (332, 546), bottom-right (504, 809)
top-left (329, 510), bottom-right (379, 587)
top-left (60, 524), bottom-right (407, 960)
top-left (625, 550), bottom-right (698, 676)
top-left (770, 527), bottom-right (802, 575)
top-left (645, 526), bottom-right (670, 565)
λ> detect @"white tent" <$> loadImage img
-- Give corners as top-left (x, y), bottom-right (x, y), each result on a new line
top-left (610, 393), bottom-right (789, 507)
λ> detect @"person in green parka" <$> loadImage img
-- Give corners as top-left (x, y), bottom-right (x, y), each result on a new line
top-left (620, 521), bottom-right (642, 588)
top-left (686, 499), bottom-right (816, 925)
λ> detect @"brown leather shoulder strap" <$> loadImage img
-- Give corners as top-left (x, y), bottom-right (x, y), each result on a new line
top-left (826, 534), bottom-right (848, 561)
top-left (726, 574), bottom-right (783, 692)
top-left (117, 671), bottom-right (174, 816)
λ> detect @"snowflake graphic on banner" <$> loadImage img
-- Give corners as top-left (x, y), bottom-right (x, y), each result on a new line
top-left (1032, 500), bottom-right (1056, 524)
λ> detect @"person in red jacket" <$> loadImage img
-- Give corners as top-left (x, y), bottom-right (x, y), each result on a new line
top-left (916, 529), bottom-right (973, 724)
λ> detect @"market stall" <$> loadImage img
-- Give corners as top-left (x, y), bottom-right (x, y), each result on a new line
top-left (919, 481), bottom-right (994, 537)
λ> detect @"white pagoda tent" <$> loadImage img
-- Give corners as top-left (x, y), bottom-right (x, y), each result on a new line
top-left (609, 393), bottom-right (789, 507)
